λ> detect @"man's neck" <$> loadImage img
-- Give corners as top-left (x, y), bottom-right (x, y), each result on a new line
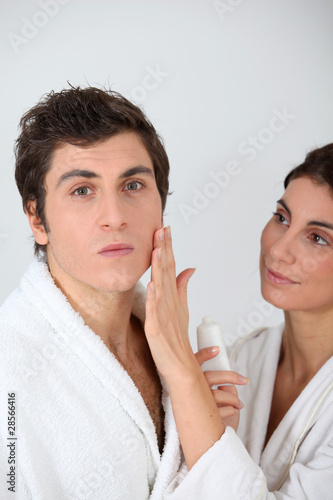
top-left (50, 268), bottom-right (138, 354)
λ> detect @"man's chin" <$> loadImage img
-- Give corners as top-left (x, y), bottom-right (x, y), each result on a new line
top-left (94, 275), bottom-right (141, 295)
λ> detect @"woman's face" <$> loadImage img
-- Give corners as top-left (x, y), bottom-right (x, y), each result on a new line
top-left (260, 176), bottom-right (333, 313)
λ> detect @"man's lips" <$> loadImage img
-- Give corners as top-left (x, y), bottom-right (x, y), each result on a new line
top-left (98, 243), bottom-right (134, 258)
top-left (266, 267), bottom-right (299, 285)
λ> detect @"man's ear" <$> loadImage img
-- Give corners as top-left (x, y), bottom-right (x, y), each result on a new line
top-left (26, 201), bottom-right (49, 245)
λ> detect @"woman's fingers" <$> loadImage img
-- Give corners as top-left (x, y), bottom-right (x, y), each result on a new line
top-left (218, 406), bottom-right (238, 419)
top-left (163, 225), bottom-right (176, 276)
top-left (151, 227), bottom-right (179, 304)
top-left (213, 384), bottom-right (242, 431)
top-left (150, 226), bottom-right (195, 317)
top-left (204, 370), bottom-right (249, 387)
top-left (145, 225), bottom-right (197, 380)
top-left (218, 384), bottom-right (238, 396)
top-left (219, 407), bottom-right (240, 431)
top-left (195, 347), bottom-right (220, 366)
top-left (150, 228), bottom-right (164, 288)
top-left (212, 386), bottom-right (243, 409)
top-left (176, 268), bottom-right (196, 311)
top-left (213, 385), bottom-right (242, 431)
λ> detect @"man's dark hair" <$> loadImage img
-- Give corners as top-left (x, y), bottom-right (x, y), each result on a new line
top-left (15, 85), bottom-right (170, 256)
top-left (284, 143), bottom-right (333, 192)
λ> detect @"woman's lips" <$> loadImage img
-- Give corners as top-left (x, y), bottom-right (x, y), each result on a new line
top-left (98, 243), bottom-right (134, 258)
top-left (266, 267), bottom-right (299, 285)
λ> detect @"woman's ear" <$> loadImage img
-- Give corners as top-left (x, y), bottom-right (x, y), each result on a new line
top-left (25, 201), bottom-right (49, 245)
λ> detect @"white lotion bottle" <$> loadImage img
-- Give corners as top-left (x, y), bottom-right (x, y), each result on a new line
top-left (197, 316), bottom-right (231, 371)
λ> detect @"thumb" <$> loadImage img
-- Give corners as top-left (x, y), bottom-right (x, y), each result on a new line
top-left (195, 346), bottom-right (220, 366)
top-left (176, 268), bottom-right (196, 307)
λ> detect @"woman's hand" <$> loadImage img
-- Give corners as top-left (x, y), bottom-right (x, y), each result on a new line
top-left (145, 226), bottom-right (226, 469)
top-left (145, 225), bottom-right (198, 381)
top-left (195, 348), bottom-right (249, 431)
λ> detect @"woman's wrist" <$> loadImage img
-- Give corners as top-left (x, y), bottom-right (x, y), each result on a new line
top-left (161, 350), bottom-right (204, 387)
top-left (167, 364), bottom-right (226, 469)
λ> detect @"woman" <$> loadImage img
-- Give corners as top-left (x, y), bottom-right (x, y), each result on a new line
top-left (145, 143), bottom-right (333, 499)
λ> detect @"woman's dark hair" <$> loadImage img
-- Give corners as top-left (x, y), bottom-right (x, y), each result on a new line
top-left (284, 143), bottom-right (333, 191)
top-left (15, 85), bottom-right (170, 256)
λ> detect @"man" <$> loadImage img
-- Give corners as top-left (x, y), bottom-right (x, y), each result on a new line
top-left (0, 86), bottom-right (181, 499)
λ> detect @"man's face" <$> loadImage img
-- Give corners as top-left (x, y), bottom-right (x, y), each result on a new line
top-left (29, 132), bottom-right (163, 295)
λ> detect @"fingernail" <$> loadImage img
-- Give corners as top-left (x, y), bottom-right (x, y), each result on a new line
top-left (157, 247), bottom-right (162, 259)
top-left (159, 228), bottom-right (164, 242)
top-left (238, 401), bottom-right (244, 409)
top-left (239, 376), bottom-right (249, 384)
top-left (166, 226), bottom-right (171, 238)
top-left (149, 282), bottom-right (155, 292)
top-left (208, 346), bottom-right (219, 353)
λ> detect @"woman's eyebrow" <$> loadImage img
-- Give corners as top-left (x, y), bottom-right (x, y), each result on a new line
top-left (276, 199), bottom-right (291, 216)
top-left (307, 220), bottom-right (333, 231)
top-left (277, 198), bottom-right (333, 230)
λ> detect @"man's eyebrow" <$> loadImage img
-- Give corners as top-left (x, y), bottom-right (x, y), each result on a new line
top-left (277, 198), bottom-right (333, 231)
top-left (56, 169), bottom-right (100, 188)
top-left (56, 166), bottom-right (154, 189)
top-left (119, 166), bottom-right (154, 179)
top-left (277, 199), bottom-right (291, 216)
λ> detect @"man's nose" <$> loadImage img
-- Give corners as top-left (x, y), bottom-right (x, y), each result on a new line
top-left (96, 193), bottom-right (127, 231)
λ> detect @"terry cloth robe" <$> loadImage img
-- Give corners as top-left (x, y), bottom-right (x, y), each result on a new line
top-left (0, 259), bottom-right (181, 500)
top-left (165, 325), bottom-right (333, 499)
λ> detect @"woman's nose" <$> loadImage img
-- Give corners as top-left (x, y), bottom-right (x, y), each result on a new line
top-left (270, 231), bottom-right (296, 264)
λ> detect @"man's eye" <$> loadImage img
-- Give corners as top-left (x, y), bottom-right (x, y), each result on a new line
top-left (124, 181), bottom-right (143, 191)
top-left (73, 187), bottom-right (93, 196)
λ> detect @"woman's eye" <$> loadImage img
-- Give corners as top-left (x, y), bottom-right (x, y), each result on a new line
top-left (273, 212), bottom-right (288, 225)
top-left (124, 181), bottom-right (143, 191)
top-left (312, 233), bottom-right (329, 245)
top-left (73, 186), bottom-right (93, 196)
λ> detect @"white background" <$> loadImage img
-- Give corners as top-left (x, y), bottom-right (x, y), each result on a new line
top-left (1, 0), bottom-right (333, 349)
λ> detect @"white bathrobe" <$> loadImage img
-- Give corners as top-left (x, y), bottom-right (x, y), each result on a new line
top-left (0, 259), bottom-right (181, 500)
top-left (165, 325), bottom-right (333, 499)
